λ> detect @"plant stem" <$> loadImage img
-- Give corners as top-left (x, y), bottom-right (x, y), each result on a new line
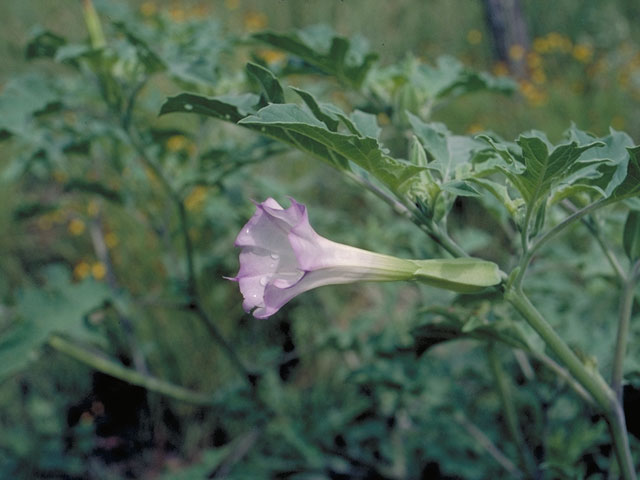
top-left (49, 335), bottom-right (215, 405)
top-left (487, 343), bottom-right (536, 477)
top-left (506, 288), bottom-right (613, 410)
top-left (454, 412), bottom-right (523, 478)
top-left (612, 260), bottom-right (640, 403)
top-left (513, 197), bottom-right (620, 288)
top-left (530, 352), bottom-right (594, 406)
top-left (560, 200), bottom-right (626, 282)
top-left (608, 402), bottom-right (638, 480)
top-left (505, 287), bottom-right (636, 479)
top-left (124, 126), bottom-right (254, 386)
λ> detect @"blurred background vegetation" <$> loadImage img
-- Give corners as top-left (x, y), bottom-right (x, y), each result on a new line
top-left (0, 0), bottom-right (639, 478)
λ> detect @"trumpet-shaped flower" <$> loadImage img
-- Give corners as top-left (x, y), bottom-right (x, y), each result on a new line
top-left (229, 198), bottom-right (501, 318)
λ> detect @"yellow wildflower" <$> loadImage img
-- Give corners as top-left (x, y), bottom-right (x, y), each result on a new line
top-left (91, 262), bottom-right (107, 280)
top-left (68, 218), bottom-right (86, 236)
top-left (572, 44), bottom-right (593, 63)
top-left (533, 38), bottom-right (549, 54)
top-left (526, 52), bottom-right (542, 69)
top-left (377, 112), bottom-right (390, 126)
top-left (140, 2), bottom-right (157, 16)
top-left (87, 200), bottom-right (100, 217)
top-left (467, 123), bottom-right (485, 134)
top-left (166, 135), bottom-right (188, 152)
top-left (74, 261), bottom-right (91, 280)
top-left (243, 11), bottom-right (268, 31)
top-left (260, 48), bottom-right (287, 64)
top-left (492, 61), bottom-right (509, 77)
top-left (532, 69), bottom-right (546, 85)
top-left (467, 29), bottom-right (483, 45)
top-left (508, 44), bottom-right (525, 61)
top-left (105, 232), bottom-right (119, 249)
top-left (169, 7), bottom-right (185, 22)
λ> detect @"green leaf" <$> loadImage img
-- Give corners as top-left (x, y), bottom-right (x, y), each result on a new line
top-left (408, 114), bottom-right (485, 182)
top-left (25, 27), bottom-right (66, 59)
top-left (252, 26), bottom-right (378, 88)
top-left (63, 179), bottom-right (124, 204)
top-left (349, 110), bottom-right (381, 140)
top-left (246, 62), bottom-right (285, 104)
top-left (290, 87), bottom-right (340, 131)
top-left (418, 55), bottom-right (516, 99)
top-left (623, 210), bottom-right (640, 261)
top-left (482, 132), bottom-right (604, 207)
top-left (112, 21), bottom-right (166, 75)
top-left (159, 92), bottom-right (260, 122)
top-left (0, 74), bottom-right (61, 136)
top-left (612, 146), bottom-right (640, 198)
top-left (0, 266), bottom-right (110, 381)
top-left (239, 103), bottom-right (423, 191)
top-left (571, 128), bottom-right (634, 197)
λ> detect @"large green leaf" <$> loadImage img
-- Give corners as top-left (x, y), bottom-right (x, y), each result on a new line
top-left (252, 25), bottom-right (378, 89)
top-left (417, 55), bottom-right (516, 100)
top-left (481, 132), bottom-right (604, 207)
top-left (409, 114), bottom-right (484, 183)
top-left (607, 146), bottom-right (640, 198)
top-left (238, 103), bottom-right (424, 192)
top-left (0, 74), bottom-right (61, 136)
top-left (0, 266), bottom-right (110, 381)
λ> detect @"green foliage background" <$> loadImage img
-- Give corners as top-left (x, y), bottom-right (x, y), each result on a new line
top-left (1, 1), bottom-right (639, 479)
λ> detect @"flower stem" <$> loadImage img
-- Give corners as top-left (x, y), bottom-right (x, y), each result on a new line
top-left (505, 287), bottom-right (636, 479)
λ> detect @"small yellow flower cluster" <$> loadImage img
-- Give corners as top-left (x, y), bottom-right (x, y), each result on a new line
top-left (467, 29), bottom-right (483, 45)
top-left (68, 218), bottom-right (86, 236)
top-left (243, 11), bottom-right (268, 31)
top-left (533, 32), bottom-right (573, 55)
top-left (466, 123), bottom-right (485, 134)
top-left (73, 261), bottom-right (107, 281)
top-left (258, 49), bottom-right (287, 65)
top-left (225, 0), bottom-right (240, 10)
top-left (105, 232), bottom-right (119, 249)
top-left (140, 1), bottom-right (157, 17)
top-left (508, 44), bottom-right (525, 62)
top-left (166, 135), bottom-right (196, 156)
top-left (519, 80), bottom-right (548, 107)
top-left (141, 2), bottom-right (211, 21)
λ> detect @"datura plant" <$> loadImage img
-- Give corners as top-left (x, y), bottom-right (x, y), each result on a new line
top-left (4, 3), bottom-right (640, 477)
top-left (163, 49), bottom-right (640, 477)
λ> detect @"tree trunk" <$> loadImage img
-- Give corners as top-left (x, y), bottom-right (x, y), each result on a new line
top-left (482, 0), bottom-right (531, 77)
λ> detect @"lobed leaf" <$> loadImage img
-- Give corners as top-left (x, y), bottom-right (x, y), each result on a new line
top-left (252, 26), bottom-right (378, 89)
top-left (239, 103), bottom-right (424, 191)
top-left (0, 266), bottom-right (110, 381)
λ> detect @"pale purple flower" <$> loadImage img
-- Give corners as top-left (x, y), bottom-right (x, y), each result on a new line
top-left (229, 197), bottom-right (501, 318)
